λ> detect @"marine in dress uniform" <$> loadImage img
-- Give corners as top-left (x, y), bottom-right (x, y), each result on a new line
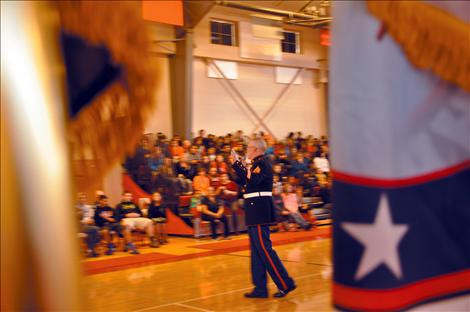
top-left (232, 139), bottom-right (296, 298)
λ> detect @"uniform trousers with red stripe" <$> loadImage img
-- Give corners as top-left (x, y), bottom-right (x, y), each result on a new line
top-left (248, 224), bottom-right (295, 294)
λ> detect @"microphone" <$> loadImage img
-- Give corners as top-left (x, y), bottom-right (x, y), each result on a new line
top-left (231, 149), bottom-right (241, 162)
top-left (231, 149), bottom-right (247, 167)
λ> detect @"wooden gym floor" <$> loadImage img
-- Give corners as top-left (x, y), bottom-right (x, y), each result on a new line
top-left (82, 228), bottom-right (332, 312)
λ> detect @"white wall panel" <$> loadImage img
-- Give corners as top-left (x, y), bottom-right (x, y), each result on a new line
top-left (275, 67), bottom-right (302, 84)
top-left (144, 55), bottom-right (173, 136)
top-left (207, 60), bottom-right (238, 79)
top-left (193, 59), bottom-right (327, 138)
top-left (239, 21), bottom-right (282, 61)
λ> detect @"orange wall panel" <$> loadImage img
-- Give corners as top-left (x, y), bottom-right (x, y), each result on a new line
top-left (142, 0), bottom-right (183, 26)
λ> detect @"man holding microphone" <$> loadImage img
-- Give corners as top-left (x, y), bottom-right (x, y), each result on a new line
top-left (231, 138), bottom-right (296, 298)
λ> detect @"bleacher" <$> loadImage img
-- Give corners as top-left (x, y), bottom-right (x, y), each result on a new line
top-left (302, 196), bottom-right (332, 226)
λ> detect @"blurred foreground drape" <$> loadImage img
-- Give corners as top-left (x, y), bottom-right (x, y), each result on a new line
top-left (1, 1), bottom-right (159, 310)
top-left (330, 1), bottom-right (470, 311)
top-left (57, 1), bottom-right (159, 191)
top-left (1, 2), bottom-right (81, 310)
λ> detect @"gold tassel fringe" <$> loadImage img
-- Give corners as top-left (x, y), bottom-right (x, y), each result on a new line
top-left (57, 1), bottom-right (159, 189)
top-left (367, 1), bottom-right (470, 92)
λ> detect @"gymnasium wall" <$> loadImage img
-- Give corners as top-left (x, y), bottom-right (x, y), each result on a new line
top-left (144, 55), bottom-right (173, 137)
top-left (143, 22), bottom-right (174, 136)
top-left (193, 6), bottom-right (327, 69)
top-left (192, 60), bottom-right (327, 138)
top-left (103, 6), bottom-right (329, 196)
top-left (191, 5), bottom-right (328, 138)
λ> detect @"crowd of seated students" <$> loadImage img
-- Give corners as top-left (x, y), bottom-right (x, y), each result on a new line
top-left (77, 130), bottom-right (331, 257)
top-left (76, 191), bottom-right (169, 258)
top-left (122, 129), bottom-right (331, 238)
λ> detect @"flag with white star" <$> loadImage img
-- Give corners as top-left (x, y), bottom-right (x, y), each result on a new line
top-left (330, 1), bottom-right (470, 311)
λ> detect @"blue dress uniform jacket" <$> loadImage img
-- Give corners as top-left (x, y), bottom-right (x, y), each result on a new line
top-left (232, 155), bottom-right (276, 226)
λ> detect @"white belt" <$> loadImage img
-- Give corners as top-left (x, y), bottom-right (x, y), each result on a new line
top-left (243, 191), bottom-right (272, 199)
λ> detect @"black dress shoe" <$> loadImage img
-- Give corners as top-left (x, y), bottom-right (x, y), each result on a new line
top-left (244, 291), bottom-right (268, 298)
top-left (273, 284), bottom-right (297, 298)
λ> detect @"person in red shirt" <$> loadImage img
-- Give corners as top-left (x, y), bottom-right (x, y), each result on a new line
top-left (211, 154), bottom-right (228, 174)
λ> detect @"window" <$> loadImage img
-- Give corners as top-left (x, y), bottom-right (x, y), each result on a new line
top-left (210, 20), bottom-right (236, 46)
top-left (281, 31), bottom-right (300, 54)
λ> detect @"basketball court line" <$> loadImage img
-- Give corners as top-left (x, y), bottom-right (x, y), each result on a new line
top-left (84, 228), bottom-right (332, 275)
top-left (131, 273), bottom-right (320, 312)
top-left (174, 303), bottom-right (214, 312)
top-left (306, 262), bottom-right (332, 267)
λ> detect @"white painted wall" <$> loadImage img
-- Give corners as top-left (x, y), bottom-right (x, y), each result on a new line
top-left (147, 22), bottom-right (176, 55)
top-left (192, 59), bottom-right (327, 138)
top-left (144, 55), bottom-right (173, 136)
top-left (191, 5), bottom-right (328, 138)
top-left (193, 6), bottom-right (327, 69)
top-left (143, 21), bottom-right (174, 136)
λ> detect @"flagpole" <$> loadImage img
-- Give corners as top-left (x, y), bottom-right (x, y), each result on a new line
top-left (1, 1), bottom-right (81, 310)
